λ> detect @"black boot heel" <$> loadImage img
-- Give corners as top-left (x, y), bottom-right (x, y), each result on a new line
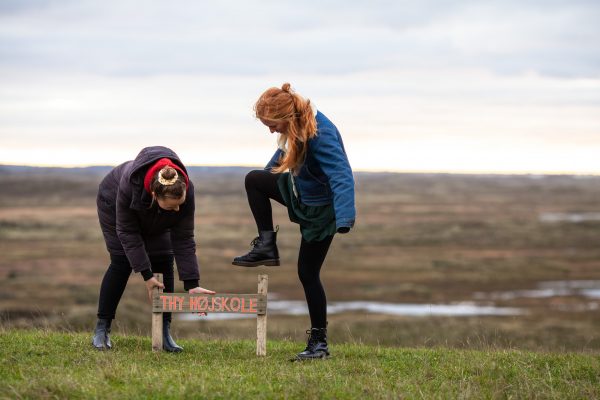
top-left (262, 259), bottom-right (280, 267)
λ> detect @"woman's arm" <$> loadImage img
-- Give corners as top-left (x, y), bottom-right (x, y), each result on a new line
top-left (265, 148), bottom-right (283, 171)
top-left (312, 128), bottom-right (356, 232)
top-left (115, 183), bottom-right (153, 278)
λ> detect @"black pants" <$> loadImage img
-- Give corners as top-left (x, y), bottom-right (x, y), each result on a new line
top-left (97, 253), bottom-right (175, 323)
top-left (245, 170), bottom-right (333, 329)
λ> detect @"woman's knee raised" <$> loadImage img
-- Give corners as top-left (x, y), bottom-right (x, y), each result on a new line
top-left (245, 169), bottom-right (267, 191)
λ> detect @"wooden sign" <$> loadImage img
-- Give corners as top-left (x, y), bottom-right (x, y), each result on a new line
top-left (151, 274), bottom-right (268, 356)
top-left (153, 294), bottom-right (266, 314)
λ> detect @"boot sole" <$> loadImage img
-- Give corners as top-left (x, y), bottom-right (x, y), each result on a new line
top-left (291, 352), bottom-right (330, 361)
top-left (163, 346), bottom-right (183, 353)
top-left (231, 259), bottom-right (280, 267)
top-left (92, 337), bottom-right (112, 350)
top-left (92, 343), bottom-right (112, 351)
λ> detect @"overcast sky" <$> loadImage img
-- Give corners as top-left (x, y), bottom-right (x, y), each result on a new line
top-left (1, 0), bottom-right (599, 173)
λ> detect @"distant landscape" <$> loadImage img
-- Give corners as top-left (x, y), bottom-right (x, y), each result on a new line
top-left (1, 165), bottom-right (599, 351)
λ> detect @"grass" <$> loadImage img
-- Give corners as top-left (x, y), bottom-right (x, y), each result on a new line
top-left (0, 329), bottom-right (599, 399)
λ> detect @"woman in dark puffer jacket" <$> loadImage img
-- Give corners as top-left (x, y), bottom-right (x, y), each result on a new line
top-left (93, 146), bottom-right (214, 352)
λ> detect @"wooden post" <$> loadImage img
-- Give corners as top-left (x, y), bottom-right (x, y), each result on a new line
top-left (151, 273), bottom-right (163, 352)
top-left (257, 274), bottom-right (268, 356)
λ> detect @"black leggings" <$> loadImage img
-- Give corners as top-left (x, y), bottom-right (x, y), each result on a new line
top-left (245, 170), bottom-right (333, 329)
top-left (97, 254), bottom-right (175, 323)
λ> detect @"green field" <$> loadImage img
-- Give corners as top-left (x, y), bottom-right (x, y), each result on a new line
top-left (1, 329), bottom-right (599, 399)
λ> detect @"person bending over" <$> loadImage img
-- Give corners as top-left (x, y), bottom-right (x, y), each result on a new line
top-left (93, 146), bottom-right (214, 352)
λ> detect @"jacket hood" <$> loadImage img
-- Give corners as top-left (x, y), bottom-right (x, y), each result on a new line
top-left (128, 146), bottom-right (188, 185)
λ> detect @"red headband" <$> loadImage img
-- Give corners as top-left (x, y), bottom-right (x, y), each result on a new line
top-left (143, 158), bottom-right (189, 194)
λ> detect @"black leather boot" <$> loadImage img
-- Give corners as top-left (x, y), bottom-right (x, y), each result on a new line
top-left (232, 228), bottom-right (280, 267)
top-left (294, 328), bottom-right (330, 360)
top-left (163, 319), bottom-right (183, 353)
top-left (92, 318), bottom-right (112, 350)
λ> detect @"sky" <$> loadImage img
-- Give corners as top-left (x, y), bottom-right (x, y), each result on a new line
top-left (0, 0), bottom-right (599, 173)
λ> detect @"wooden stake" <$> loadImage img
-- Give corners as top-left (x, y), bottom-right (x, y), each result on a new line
top-left (257, 274), bottom-right (268, 356)
top-left (151, 273), bottom-right (163, 352)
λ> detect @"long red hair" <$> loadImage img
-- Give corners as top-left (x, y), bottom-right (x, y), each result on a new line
top-left (254, 83), bottom-right (317, 173)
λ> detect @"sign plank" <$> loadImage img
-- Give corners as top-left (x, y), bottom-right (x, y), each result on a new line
top-left (152, 293), bottom-right (267, 314)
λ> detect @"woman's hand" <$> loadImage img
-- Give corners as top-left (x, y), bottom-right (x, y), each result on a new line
top-left (188, 286), bottom-right (216, 316)
top-left (145, 277), bottom-right (165, 303)
top-left (188, 286), bottom-right (216, 295)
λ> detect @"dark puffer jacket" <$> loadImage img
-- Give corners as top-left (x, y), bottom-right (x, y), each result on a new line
top-left (96, 146), bottom-right (199, 286)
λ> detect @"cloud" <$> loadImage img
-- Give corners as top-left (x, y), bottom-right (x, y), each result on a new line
top-left (0, 0), bottom-right (598, 77)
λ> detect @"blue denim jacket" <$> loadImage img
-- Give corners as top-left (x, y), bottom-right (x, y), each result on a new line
top-left (265, 111), bottom-right (356, 231)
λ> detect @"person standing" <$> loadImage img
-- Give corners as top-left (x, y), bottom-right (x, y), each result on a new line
top-left (93, 146), bottom-right (214, 352)
top-left (233, 83), bottom-right (355, 360)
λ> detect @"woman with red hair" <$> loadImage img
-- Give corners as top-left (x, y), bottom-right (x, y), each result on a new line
top-left (233, 83), bottom-right (356, 360)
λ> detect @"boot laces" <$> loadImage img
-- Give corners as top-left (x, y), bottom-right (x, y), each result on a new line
top-left (249, 236), bottom-right (260, 247)
top-left (305, 329), bottom-right (319, 349)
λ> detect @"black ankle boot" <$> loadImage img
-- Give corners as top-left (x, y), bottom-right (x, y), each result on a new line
top-left (232, 228), bottom-right (280, 267)
top-left (92, 318), bottom-right (112, 350)
top-left (163, 319), bottom-right (183, 353)
top-left (294, 328), bottom-right (330, 360)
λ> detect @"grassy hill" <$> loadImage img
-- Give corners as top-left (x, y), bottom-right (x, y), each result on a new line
top-left (1, 329), bottom-right (598, 399)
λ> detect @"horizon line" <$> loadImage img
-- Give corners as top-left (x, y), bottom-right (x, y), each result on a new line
top-left (1, 163), bottom-right (598, 177)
